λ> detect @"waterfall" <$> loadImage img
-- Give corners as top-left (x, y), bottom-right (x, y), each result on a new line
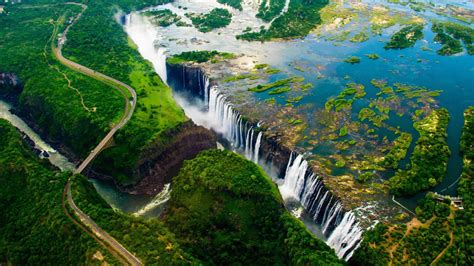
top-left (207, 87), bottom-right (261, 162)
top-left (124, 13), bottom-right (168, 84)
top-left (280, 154), bottom-right (307, 200)
top-left (280, 154), bottom-right (363, 260)
top-left (253, 132), bottom-right (262, 163)
top-left (327, 212), bottom-right (363, 260)
top-left (169, 66), bottom-right (363, 261)
top-left (204, 75), bottom-right (210, 105)
top-left (125, 14), bottom-right (131, 26)
top-left (157, 47), bottom-right (168, 84)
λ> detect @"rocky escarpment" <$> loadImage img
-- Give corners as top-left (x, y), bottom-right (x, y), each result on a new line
top-left (124, 120), bottom-right (216, 195)
top-left (0, 72), bottom-right (22, 104)
top-left (167, 62), bottom-right (208, 100)
top-left (0, 73), bottom-right (79, 162)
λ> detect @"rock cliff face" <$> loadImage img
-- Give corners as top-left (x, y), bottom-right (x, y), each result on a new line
top-left (125, 121), bottom-right (216, 195)
top-left (0, 72), bottom-right (22, 104)
top-left (167, 63), bottom-right (206, 99)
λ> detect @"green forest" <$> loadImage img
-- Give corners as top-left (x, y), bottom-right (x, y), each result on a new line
top-left (384, 24), bottom-right (424, 49)
top-left (164, 149), bottom-right (343, 265)
top-left (186, 8), bottom-right (232, 32)
top-left (167, 50), bottom-right (235, 65)
top-left (389, 108), bottom-right (451, 196)
top-left (0, 0), bottom-right (189, 185)
top-left (0, 119), bottom-right (117, 265)
top-left (237, 0), bottom-right (328, 41)
top-left (351, 106), bottom-right (474, 265)
top-left (0, 3), bottom-right (124, 158)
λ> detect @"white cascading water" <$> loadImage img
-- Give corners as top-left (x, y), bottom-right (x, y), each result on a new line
top-left (208, 86), bottom-right (261, 162)
top-left (204, 76), bottom-right (363, 260)
top-left (253, 132), bottom-right (262, 163)
top-left (124, 13), bottom-right (168, 84)
top-left (160, 63), bottom-right (363, 260)
top-left (327, 212), bottom-right (363, 260)
top-left (133, 184), bottom-right (171, 217)
top-left (280, 153), bottom-right (363, 260)
top-left (176, 70), bottom-right (363, 261)
top-left (157, 47), bottom-right (168, 84)
top-left (204, 75), bottom-right (209, 105)
top-left (280, 154), bottom-right (307, 199)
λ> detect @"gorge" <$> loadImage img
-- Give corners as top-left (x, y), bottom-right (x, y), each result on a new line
top-left (124, 14), bottom-right (364, 259)
top-left (1, 0), bottom-right (472, 264)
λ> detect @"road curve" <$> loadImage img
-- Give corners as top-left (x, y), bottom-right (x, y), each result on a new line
top-left (54, 3), bottom-right (137, 175)
top-left (65, 180), bottom-right (141, 266)
top-left (55, 3), bottom-right (141, 265)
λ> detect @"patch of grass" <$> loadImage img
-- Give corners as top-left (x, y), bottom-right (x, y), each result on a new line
top-left (301, 83), bottom-right (314, 91)
top-left (344, 56), bottom-right (361, 64)
top-left (167, 50), bottom-right (235, 65)
top-left (265, 68), bottom-right (281, 74)
top-left (350, 31), bottom-right (370, 43)
top-left (285, 96), bottom-right (303, 103)
top-left (339, 125), bottom-right (348, 137)
top-left (186, 8), bottom-right (232, 32)
top-left (335, 160), bottom-right (346, 167)
top-left (268, 86), bottom-right (291, 95)
top-left (366, 53), bottom-right (380, 59)
top-left (248, 76), bottom-right (304, 93)
top-left (254, 63), bottom-right (269, 69)
top-left (288, 118), bottom-right (303, 125)
top-left (223, 74), bottom-right (260, 82)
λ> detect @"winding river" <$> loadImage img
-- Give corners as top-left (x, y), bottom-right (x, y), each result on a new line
top-left (0, 99), bottom-right (166, 218)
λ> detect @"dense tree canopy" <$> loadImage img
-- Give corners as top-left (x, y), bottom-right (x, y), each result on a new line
top-left (0, 119), bottom-right (116, 264)
top-left (165, 149), bottom-right (343, 265)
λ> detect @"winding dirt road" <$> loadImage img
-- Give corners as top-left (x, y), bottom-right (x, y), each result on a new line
top-left (55, 3), bottom-right (140, 265)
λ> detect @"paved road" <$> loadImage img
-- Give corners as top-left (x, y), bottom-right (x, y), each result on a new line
top-left (65, 180), bottom-right (141, 266)
top-left (55, 3), bottom-right (140, 265)
top-left (54, 3), bottom-right (137, 175)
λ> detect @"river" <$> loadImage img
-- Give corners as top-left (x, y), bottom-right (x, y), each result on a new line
top-left (0, 99), bottom-right (167, 218)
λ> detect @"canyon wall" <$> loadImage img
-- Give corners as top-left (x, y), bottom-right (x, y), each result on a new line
top-left (128, 120), bottom-right (216, 195)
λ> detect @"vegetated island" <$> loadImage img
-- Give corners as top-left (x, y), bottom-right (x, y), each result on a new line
top-left (186, 8), bottom-right (232, 32)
